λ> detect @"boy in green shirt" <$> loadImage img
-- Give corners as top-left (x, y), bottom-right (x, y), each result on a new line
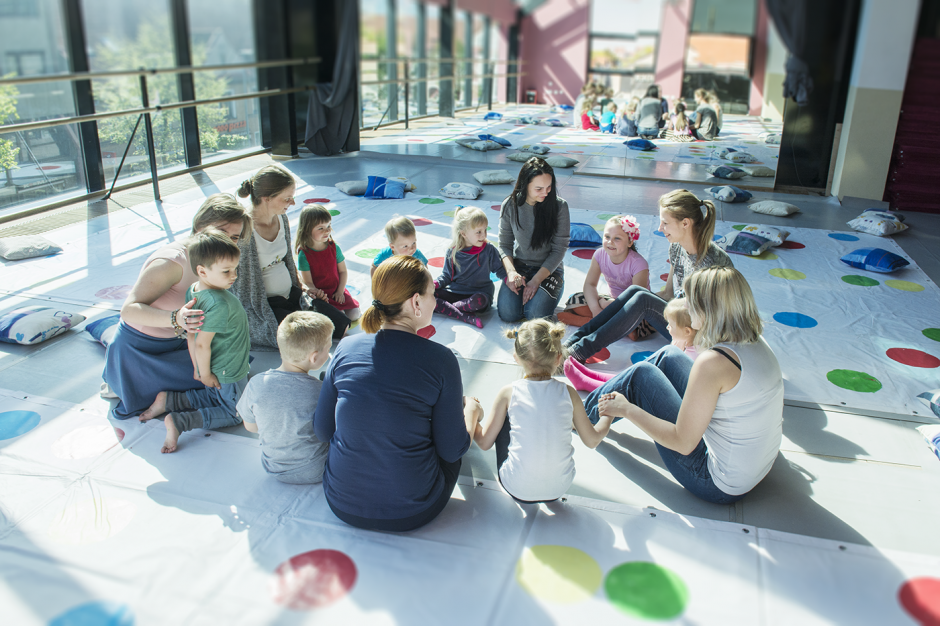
top-left (140, 229), bottom-right (250, 453)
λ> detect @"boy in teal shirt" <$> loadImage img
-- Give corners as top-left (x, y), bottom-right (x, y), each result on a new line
top-left (140, 229), bottom-right (250, 453)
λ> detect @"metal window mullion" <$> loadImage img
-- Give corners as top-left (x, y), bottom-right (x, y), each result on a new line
top-left (170, 0), bottom-right (200, 168)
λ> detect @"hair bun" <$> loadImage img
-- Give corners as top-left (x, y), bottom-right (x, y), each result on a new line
top-left (237, 180), bottom-right (253, 198)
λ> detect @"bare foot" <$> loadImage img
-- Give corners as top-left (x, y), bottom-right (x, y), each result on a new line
top-left (139, 391), bottom-right (167, 422)
top-left (161, 415), bottom-right (180, 453)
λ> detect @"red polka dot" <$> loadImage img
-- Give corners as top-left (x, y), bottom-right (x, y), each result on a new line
top-left (410, 218), bottom-right (432, 226)
top-left (491, 205), bottom-right (501, 211)
top-left (886, 348), bottom-right (940, 368)
top-left (114, 428), bottom-right (125, 441)
top-left (40, 165), bottom-right (62, 170)
top-left (417, 325), bottom-right (436, 339)
top-left (660, 273), bottom-right (669, 281)
top-left (585, 348), bottom-right (611, 364)
top-left (899, 577), bottom-right (940, 626)
top-left (572, 249), bottom-right (594, 259)
top-left (569, 150), bottom-right (583, 154)
top-left (542, 142), bottom-right (556, 145)
top-left (95, 286), bottom-right (132, 300)
top-left (428, 257), bottom-right (445, 268)
top-left (778, 240), bottom-right (806, 249)
top-left (304, 198), bottom-right (331, 204)
top-left (406, 139), bottom-right (425, 142)
top-left (270, 549), bottom-right (357, 610)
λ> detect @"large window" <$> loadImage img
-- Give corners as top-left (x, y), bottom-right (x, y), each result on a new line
top-left (360, 0), bottom-right (389, 127)
top-left (0, 0), bottom-right (84, 211)
top-left (588, 0), bottom-right (661, 98)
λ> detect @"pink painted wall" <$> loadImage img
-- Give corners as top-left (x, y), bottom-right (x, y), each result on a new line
top-left (519, 0), bottom-right (590, 105)
top-left (654, 0), bottom-right (691, 102)
top-left (749, 0), bottom-right (769, 115)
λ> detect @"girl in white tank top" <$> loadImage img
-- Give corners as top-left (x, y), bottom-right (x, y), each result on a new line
top-left (470, 320), bottom-right (614, 503)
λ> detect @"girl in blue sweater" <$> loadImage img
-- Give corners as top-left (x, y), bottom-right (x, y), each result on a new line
top-left (434, 206), bottom-right (507, 328)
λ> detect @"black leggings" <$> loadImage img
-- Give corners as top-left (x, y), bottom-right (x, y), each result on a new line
top-left (327, 458), bottom-right (462, 532)
top-left (267, 287), bottom-right (350, 340)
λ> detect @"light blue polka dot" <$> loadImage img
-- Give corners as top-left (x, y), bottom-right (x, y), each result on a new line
top-left (631, 351), bottom-right (654, 364)
top-left (49, 602), bottom-right (135, 626)
top-left (828, 233), bottom-right (859, 241)
top-left (653, 230), bottom-right (665, 237)
top-left (0, 410), bottom-right (41, 440)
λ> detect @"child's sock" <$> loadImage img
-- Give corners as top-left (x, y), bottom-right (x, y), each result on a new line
top-left (563, 357), bottom-right (614, 392)
top-left (568, 356), bottom-right (615, 382)
top-left (454, 293), bottom-right (489, 313)
top-left (435, 298), bottom-right (483, 328)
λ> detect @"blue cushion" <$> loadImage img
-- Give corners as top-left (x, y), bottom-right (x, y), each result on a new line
top-left (544, 118), bottom-right (565, 127)
top-left (484, 112), bottom-right (503, 121)
top-left (707, 165), bottom-right (746, 179)
top-left (84, 314), bottom-right (121, 347)
top-left (840, 247), bottom-right (910, 273)
top-left (717, 231), bottom-right (773, 256)
top-left (625, 139), bottom-right (656, 151)
top-left (569, 222), bottom-right (602, 248)
top-left (478, 134), bottom-right (511, 147)
top-left (705, 185), bottom-right (752, 203)
top-left (916, 389), bottom-right (940, 418)
top-left (557, 104), bottom-right (574, 111)
top-left (365, 176), bottom-right (406, 199)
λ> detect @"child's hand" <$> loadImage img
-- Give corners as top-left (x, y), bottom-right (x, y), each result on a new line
top-left (598, 392), bottom-right (630, 419)
top-left (201, 373), bottom-right (221, 389)
top-left (333, 290), bottom-right (345, 304)
top-left (312, 288), bottom-right (328, 301)
top-left (505, 271), bottom-right (524, 295)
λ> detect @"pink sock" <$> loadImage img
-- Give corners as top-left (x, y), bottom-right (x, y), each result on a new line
top-left (567, 357), bottom-right (614, 382)
top-left (564, 357), bottom-right (606, 392)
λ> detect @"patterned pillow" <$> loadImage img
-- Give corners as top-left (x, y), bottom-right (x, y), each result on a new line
top-left (748, 201), bottom-right (800, 216)
top-left (518, 115), bottom-right (539, 125)
top-left (365, 176), bottom-right (406, 199)
top-left (569, 223), bottom-right (602, 248)
top-left (705, 185), bottom-right (752, 203)
top-left (839, 247), bottom-right (910, 273)
top-left (725, 151), bottom-right (758, 163)
top-left (917, 425), bottom-right (940, 461)
top-left (739, 225), bottom-right (789, 246)
top-left (848, 210), bottom-right (908, 237)
top-left (544, 156), bottom-right (579, 168)
top-left (760, 132), bottom-right (781, 144)
top-left (714, 147), bottom-right (737, 159)
top-left (84, 314), bottom-right (121, 348)
top-left (0, 307), bottom-right (86, 345)
top-left (440, 182), bottom-right (483, 200)
top-left (0, 235), bottom-right (63, 261)
top-left (518, 144), bottom-right (550, 154)
top-left (625, 139), bottom-right (656, 151)
top-left (473, 170), bottom-right (515, 185)
top-left (468, 140), bottom-right (504, 151)
top-left (716, 231), bottom-right (774, 256)
top-left (916, 389), bottom-right (940, 419)
top-left (507, 151), bottom-right (534, 162)
top-left (455, 136), bottom-right (478, 148)
top-left (707, 165), bottom-right (746, 179)
top-left (478, 134), bottom-right (511, 147)
top-left (544, 118), bottom-right (565, 127)
top-left (741, 165), bottom-right (776, 177)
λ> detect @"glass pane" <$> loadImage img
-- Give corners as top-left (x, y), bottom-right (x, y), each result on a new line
top-left (685, 34), bottom-right (750, 73)
top-left (0, 0), bottom-right (85, 212)
top-left (398, 0), bottom-right (418, 118)
top-left (471, 14), bottom-right (486, 106)
top-left (360, 0), bottom-right (388, 127)
top-left (424, 4), bottom-right (441, 117)
top-left (591, 0), bottom-right (662, 35)
top-left (590, 36), bottom-right (657, 73)
top-left (83, 0), bottom-right (179, 186)
top-left (454, 10), bottom-right (468, 106)
top-left (187, 0), bottom-right (262, 162)
top-left (690, 0), bottom-right (756, 36)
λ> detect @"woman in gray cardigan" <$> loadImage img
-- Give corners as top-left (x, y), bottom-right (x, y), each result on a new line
top-left (497, 157), bottom-right (570, 322)
top-left (231, 165), bottom-right (352, 350)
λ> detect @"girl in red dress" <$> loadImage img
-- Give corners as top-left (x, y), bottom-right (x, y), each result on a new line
top-left (295, 204), bottom-right (361, 322)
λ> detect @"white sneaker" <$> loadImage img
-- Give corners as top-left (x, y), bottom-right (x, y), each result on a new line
top-left (99, 382), bottom-right (119, 399)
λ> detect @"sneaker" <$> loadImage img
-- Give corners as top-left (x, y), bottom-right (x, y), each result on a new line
top-left (99, 382), bottom-right (119, 400)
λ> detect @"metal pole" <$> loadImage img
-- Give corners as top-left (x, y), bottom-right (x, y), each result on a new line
top-left (404, 60), bottom-right (410, 130)
top-left (139, 74), bottom-right (161, 201)
top-left (104, 115), bottom-right (144, 200)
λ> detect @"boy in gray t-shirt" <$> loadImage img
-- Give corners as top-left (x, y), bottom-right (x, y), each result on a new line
top-left (237, 311), bottom-right (333, 484)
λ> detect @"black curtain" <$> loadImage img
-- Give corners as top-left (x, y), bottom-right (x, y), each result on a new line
top-left (765, 0), bottom-right (812, 105)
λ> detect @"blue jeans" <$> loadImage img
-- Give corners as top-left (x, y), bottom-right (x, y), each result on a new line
top-left (183, 381), bottom-right (243, 430)
top-left (497, 278), bottom-right (564, 322)
top-left (584, 346), bottom-right (741, 505)
top-left (565, 286), bottom-right (671, 361)
top-left (637, 126), bottom-right (659, 139)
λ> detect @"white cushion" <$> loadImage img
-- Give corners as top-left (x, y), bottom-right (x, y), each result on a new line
top-left (517, 144), bottom-right (550, 155)
top-left (545, 155), bottom-right (579, 168)
top-left (461, 139), bottom-right (503, 151)
top-left (741, 165), bottom-right (776, 177)
top-left (748, 201), bottom-right (800, 216)
top-left (473, 170), bottom-right (515, 185)
top-left (335, 180), bottom-right (368, 196)
top-left (760, 132), bottom-right (781, 144)
top-left (440, 182), bottom-right (483, 200)
top-left (725, 151), bottom-right (758, 163)
top-left (738, 224), bottom-right (790, 246)
top-left (0, 306), bottom-right (86, 345)
top-left (848, 210), bottom-right (908, 237)
top-left (0, 235), bottom-right (63, 260)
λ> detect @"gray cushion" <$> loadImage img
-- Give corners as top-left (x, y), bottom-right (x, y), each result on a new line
top-left (517, 144), bottom-right (550, 155)
top-left (468, 139), bottom-right (504, 151)
top-left (335, 180), bottom-right (368, 196)
top-left (0, 235), bottom-right (63, 261)
top-left (507, 152), bottom-right (534, 162)
top-left (748, 201), bottom-right (800, 216)
top-left (473, 170), bottom-right (516, 185)
top-left (545, 155), bottom-right (579, 168)
top-left (741, 165), bottom-right (775, 177)
top-left (440, 182), bottom-right (484, 200)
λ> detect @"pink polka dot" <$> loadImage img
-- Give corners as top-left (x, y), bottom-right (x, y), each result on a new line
top-left (418, 325), bottom-right (436, 339)
top-left (586, 348), bottom-right (611, 364)
top-left (304, 198), bottom-right (331, 204)
top-left (428, 257), bottom-right (445, 268)
top-left (660, 273), bottom-right (669, 281)
top-left (270, 549), bottom-right (357, 610)
top-left (778, 241), bottom-right (805, 249)
top-left (40, 165), bottom-right (62, 170)
top-left (95, 286), bottom-right (132, 300)
top-left (410, 218), bottom-right (432, 226)
top-left (572, 249), bottom-right (594, 259)
top-left (491, 205), bottom-right (501, 211)
top-left (899, 577), bottom-right (940, 626)
top-left (886, 348), bottom-right (940, 368)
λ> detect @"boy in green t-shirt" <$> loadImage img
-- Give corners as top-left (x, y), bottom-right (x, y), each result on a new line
top-left (140, 229), bottom-right (250, 453)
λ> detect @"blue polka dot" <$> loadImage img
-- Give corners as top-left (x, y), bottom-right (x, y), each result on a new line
top-left (653, 230), bottom-right (665, 237)
top-left (828, 233), bottom-right (859, 241)
top-left (489, 272), bottom-right (499, 282)
top-left (712, 234), bottom-right (722, 241)
top-left (631, 351), bottom-right (654, 364)
top-left (347, 285), bottom-right (361, 296)
top-left (0, 410), bottom-right (41, 441)
top-left (49, 602), bottom-right (135, 626)
top-left (773, 312), bottom-right (818, 329)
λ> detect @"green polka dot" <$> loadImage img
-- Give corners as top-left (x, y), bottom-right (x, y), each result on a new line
top-left (885, 280), bottom-right (925, 292)
top-left (769, 268), bottom-right (805, 280)
top-left (355, 248), bottom-right (381, 259)
top-left (842, 275), bottom-right (879, 287)
top-left (827, 369), bottom-right (882, 393)
top-left (329, 209), bottom-right (340, 216)
top-left (593, 224), bottom-right (606, 232)
top-left (597, 213), bottom-right (617, 220)
top-left (923, 328), bottom-right (940, 342)
top-left (604, 562), bottom-right (689, 620)
top-left (733, 224), bottom-right (746, 231)
top-left (443, 210), bottom-right (455, 217)
top-left (419, 197), bottom-right (444, 205)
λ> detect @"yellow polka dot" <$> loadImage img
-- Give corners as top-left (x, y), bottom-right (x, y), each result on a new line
top-left (443, 210), bottom-right (455, 217)
top-left (516, 545), bottom-right (602, 603)
top-left (751, 250), bottom-right (779, 261)
top-left (48, 497), bottom-right (136, 545)
top-left (769, 268), bottom-right (806, 280)
top-left (885, 280), bottom-right (924, 292)
top-left (593, 224), bottom-right (606, 231)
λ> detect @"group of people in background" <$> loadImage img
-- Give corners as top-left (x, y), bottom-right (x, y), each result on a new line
top-left (100, 153), bottom-right (782, 534)
top-left (576, 80), bottom-right (723, 142)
